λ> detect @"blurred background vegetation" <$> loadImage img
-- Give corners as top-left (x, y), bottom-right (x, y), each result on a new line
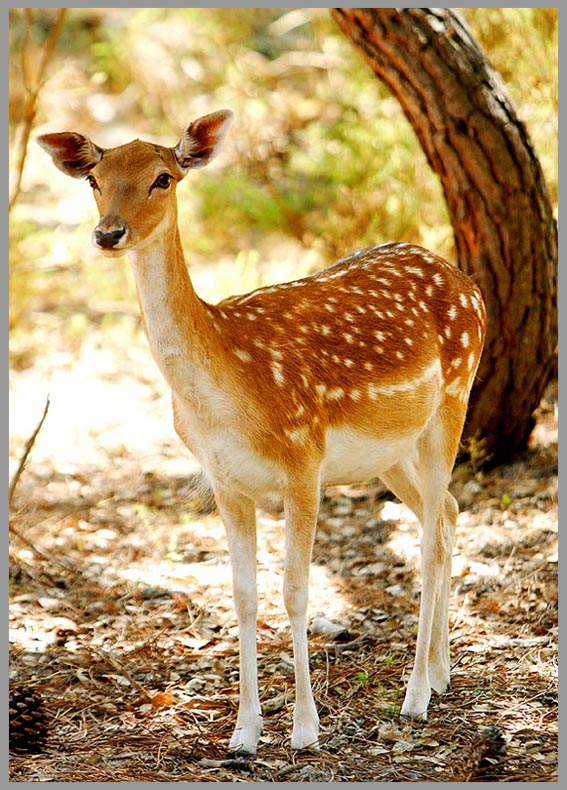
top-left (8, 8), bottom-right (557, 369)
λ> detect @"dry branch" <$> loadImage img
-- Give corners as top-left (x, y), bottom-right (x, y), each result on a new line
top-left (9, 8), bottom-right (67, 212)
top-left (9, 394), bottom-right (50, 507)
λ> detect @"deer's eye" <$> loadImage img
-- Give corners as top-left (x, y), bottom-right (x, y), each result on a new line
top-left (87, 175), bottom-right (99, 190)
top-left (151, 173), bottom-right (173, 192)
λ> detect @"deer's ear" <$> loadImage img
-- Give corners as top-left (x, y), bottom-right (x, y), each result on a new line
top-left (173, 109), bottom-right (233, 175)
top-left (37, 132), bottom-right (104, 179)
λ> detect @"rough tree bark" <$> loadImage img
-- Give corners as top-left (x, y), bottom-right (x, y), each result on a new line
top-left (331, 8), bottom-right (557, 464)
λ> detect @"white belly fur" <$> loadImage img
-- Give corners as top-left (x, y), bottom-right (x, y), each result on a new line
top-left (197, 424), bottom-right (419, 497)
top-left (320, 426), bottom-right (418, 486)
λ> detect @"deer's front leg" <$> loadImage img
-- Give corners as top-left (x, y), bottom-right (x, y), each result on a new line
top-left (214, 487), bottom-right (263, 754)
top-left (283, 469), bottom-right (321, 750)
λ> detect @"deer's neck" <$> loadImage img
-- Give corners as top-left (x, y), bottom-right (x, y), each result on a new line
top-left (128, 227), bottom-right (216, 396)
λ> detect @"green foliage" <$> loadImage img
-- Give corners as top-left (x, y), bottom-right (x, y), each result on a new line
top-left (9, 8), bottom-right (558, 359)
top-left (460, 435), bottom-right (494, 475)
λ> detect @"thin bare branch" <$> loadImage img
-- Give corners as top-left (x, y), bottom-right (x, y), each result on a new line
top-left (9, 8), bottom-right (67, 212)
top-left (9, 394), bottom-right (50, 507)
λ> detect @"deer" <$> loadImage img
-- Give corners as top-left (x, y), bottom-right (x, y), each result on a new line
top-left (38, 109), bottom-right (486, 755)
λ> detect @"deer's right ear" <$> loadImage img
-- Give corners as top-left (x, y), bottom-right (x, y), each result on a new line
top-left (37, 132), bottom-right (104, 179)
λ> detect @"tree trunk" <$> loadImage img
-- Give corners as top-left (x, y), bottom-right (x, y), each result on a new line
top-left (331, 8), bottom-right (557, 464)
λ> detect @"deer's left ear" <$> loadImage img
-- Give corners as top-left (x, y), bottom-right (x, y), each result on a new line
top-left (173, 109), bottom-right (233, 175)
top-left (37, 132), bottom-right (104, 178)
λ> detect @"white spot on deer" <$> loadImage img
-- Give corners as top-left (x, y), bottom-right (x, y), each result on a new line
top-left (444, 325), bottom-right (452, 339)
top-left (270, 348), bottom-right (284, 360)
top-left (349, 389), bottom-right (361, 400)
top-left (377, 277), bottom-right (391, 286)
top-left (344, 313), bottom-right (354, 322)
top-left (375, 330), bottom-right (386, 342)
top-left (405, 318), bottom-right (415, 327)
top-left (285, 426), bottom-right (308, 444)
top-left (446, 377), bottom-right (462, 397)
top-left (316, 384), bottom-right (327, 398)
top-left (404, 337), bottom-right (414, 346)
top-left (468, 352), bottom-right (476, 371)
top-left (254, 338), bottom-right (266, 349)
top-left (368, 384), bottom-right (379, 400)
top-left (461, 331), bottom-right (470, 348)
top-left (324, 304), bottom-right (335, 313)
top-left (344, 333), bottom-right (354, 343)
top-left (321, 325), bottom-right (331, 336)
top-left (459, 293), bottom-right (469, 308)
top-left (433, 272), bottom-right (444, 287)
top-left (396, 303), bottom-right (405, 312)
top-left (300, 325), bottom-right (309, 334)
top-left (328, 268), bottom-right (349, 280)
top-left (448, 305), bottom-right (458, 320)
top-left (234, 349), bottom-right (252, 363)
top-left (344, 358), bottom-right (355, 368)
top-left (426, 284), bottom-right (434, 297)
top-left (272, 361), bottom-right (285, 385)
top-left (364, 361), bottom-right (374, 370)
top-left (295, 403), bottom-right (306, 418)
top-left (451, 357), bottom-right (462, 369)
top-left (438, 334), bottom-right (445, 345)
top-left (419, 301), bottom-right (429, 312)
top-left (328, 387), bottom-right (345, 400)
top-left (406, 266), bottom-right (425, 277)
top-left (396, 351), bottom-right (405, 360)
top-left (374, 345), bottom-right (384, 354)
top-left (355, 305), bottom-right (367, 314)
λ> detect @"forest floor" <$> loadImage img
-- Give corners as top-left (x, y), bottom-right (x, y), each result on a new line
top-left (9, 324), bottom-right (558, 782)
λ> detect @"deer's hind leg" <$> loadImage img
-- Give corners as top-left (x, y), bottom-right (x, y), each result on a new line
top-left (379, 430), bottom-right (459, 717)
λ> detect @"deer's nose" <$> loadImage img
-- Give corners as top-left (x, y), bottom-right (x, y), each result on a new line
top-left (94, 226), bottom-right (126, 249)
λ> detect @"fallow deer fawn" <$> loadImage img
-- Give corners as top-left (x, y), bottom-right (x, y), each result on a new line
top-left (39, 110), bottom-right (486, 755)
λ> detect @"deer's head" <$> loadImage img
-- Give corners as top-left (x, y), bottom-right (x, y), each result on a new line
top-left (38, 110), bottom-right (233, 257)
